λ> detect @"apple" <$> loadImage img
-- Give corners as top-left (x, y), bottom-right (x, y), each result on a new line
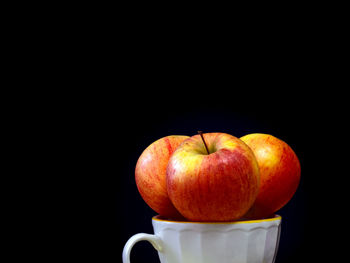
top-left (241, 133), bottom-right (301, 219)
top-left (135, 135), bottom-right (189, 219)
top-left (166, 132), bottom-right (260, 222)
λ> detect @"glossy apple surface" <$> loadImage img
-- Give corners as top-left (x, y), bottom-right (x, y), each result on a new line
top-left (241, 133), bottom-right (301, 219)
top-left (135, 135), bottom-right (189, 219)
top-left (166, 133), bottom-right (260, 222)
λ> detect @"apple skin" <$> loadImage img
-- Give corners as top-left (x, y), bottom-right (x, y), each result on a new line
top-left (135, 135), bottom-right (189, 219)
top-left (166, 133), bottom-right (260, 222)
top-left (241, 133), bottom-right (301, 219)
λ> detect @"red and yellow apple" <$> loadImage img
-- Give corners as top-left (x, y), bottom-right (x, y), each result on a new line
top-left (166, 132), bottom-right (260, 222)
top-left (135, 135), bottom-right (189, 219)
top-left (241, 133), bottom-right (301, 219)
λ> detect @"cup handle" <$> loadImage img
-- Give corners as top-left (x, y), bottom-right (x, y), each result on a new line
top-left (122, 233), bottom-right (163, 263)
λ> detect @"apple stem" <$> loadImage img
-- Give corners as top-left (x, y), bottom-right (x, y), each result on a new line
top-left (198, 131), bottom-right (210, 155)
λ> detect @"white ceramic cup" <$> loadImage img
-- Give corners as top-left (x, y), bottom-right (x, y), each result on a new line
top-left (123, 214), bottom-right (281, 263)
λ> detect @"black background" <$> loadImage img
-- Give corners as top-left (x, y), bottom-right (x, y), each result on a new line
top-left (82, 88), bottom-right (345, 263)
top-left (19, 10), bottom-right (348, 263)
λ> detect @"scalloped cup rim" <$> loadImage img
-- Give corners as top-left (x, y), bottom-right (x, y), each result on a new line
top-left (152, 214), bottom-right (281, 225)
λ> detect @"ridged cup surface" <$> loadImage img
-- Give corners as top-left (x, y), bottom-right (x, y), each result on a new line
top-left (152, 215), bottom-right (281, 263)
